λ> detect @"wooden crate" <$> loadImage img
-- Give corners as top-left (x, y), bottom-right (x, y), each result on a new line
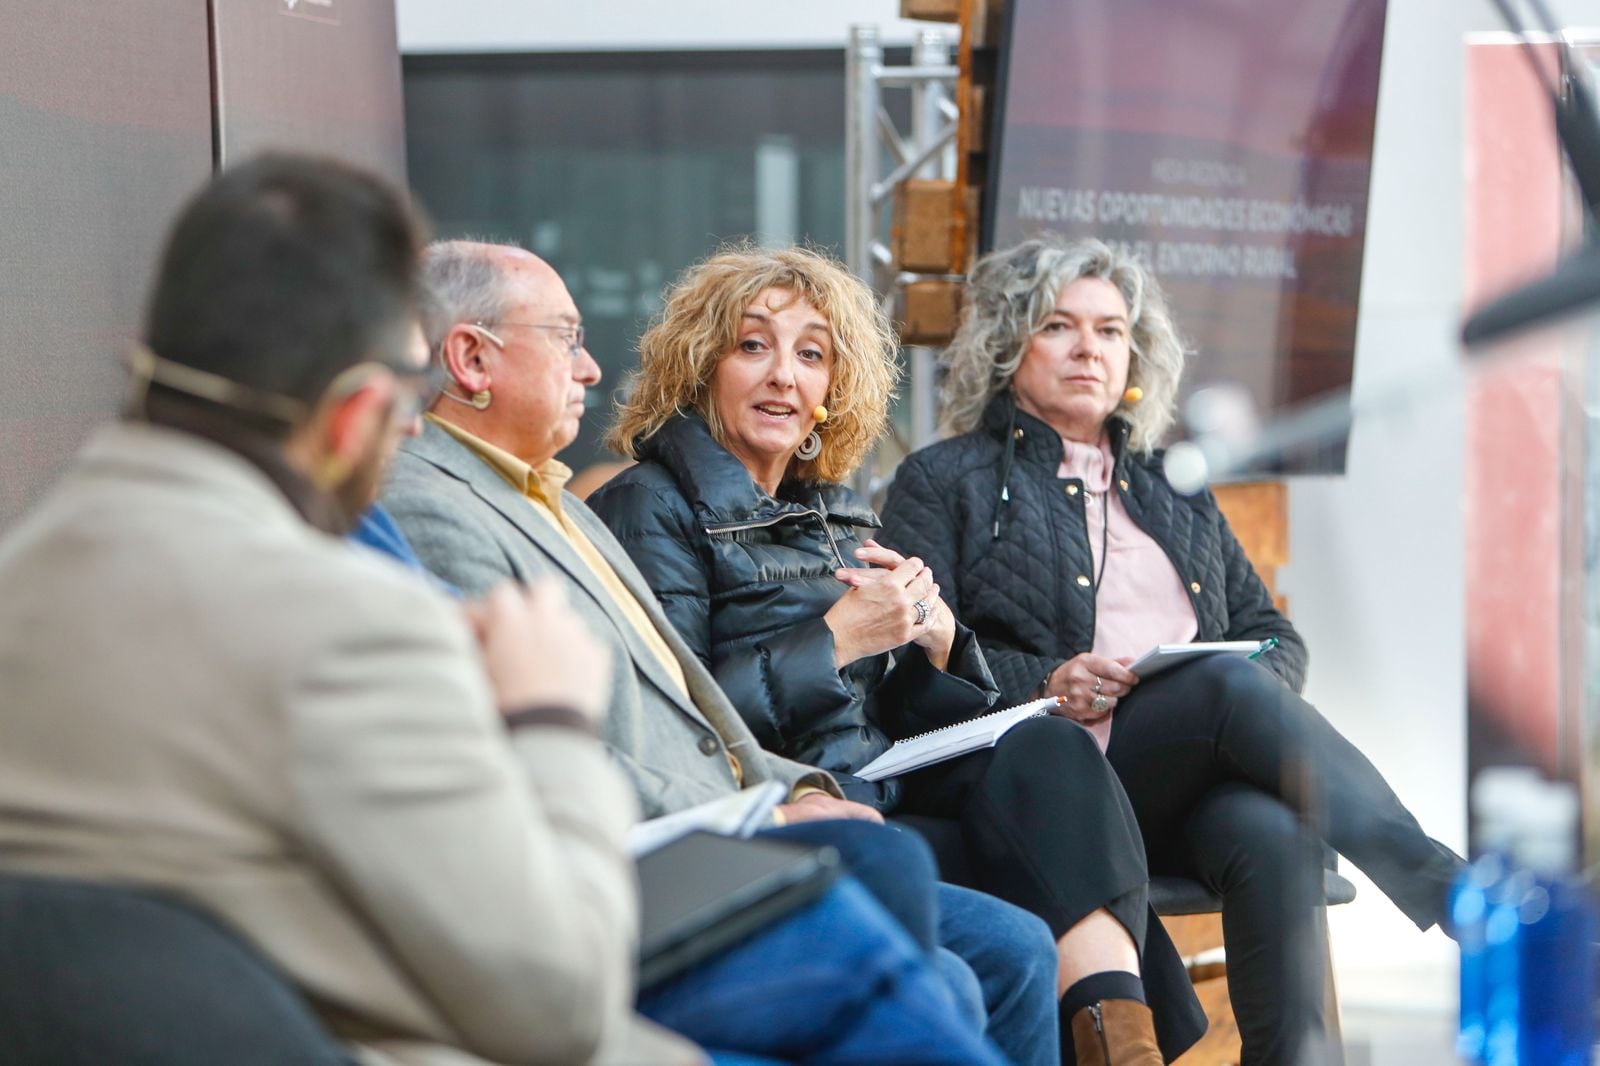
top-left (1212, 480), bottom-right (1289, 610)
top-left (900, 279), bottom-right (964, 345)
top-left (893, 179), bottom-right (958, 274)
top-left (901, 0), bottom-right (961, 21)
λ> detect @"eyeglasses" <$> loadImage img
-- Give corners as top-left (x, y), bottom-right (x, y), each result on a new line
top-left (473, 321), bottom-right (586, 360)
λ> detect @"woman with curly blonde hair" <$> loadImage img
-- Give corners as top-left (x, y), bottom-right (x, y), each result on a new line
top-left (595, 243), bottom-right (992, 798)
top-left (591, 243), bottom-right (1210, 1066)
top-left (606, 244), bottom-right (898, 486)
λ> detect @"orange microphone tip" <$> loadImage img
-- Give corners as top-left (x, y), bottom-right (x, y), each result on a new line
top-left (813, 405), bottom-right (829, 423)
top-left (1122, 386), bottom-right (1143, 405)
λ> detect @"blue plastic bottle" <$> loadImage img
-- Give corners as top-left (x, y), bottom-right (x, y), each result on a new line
top-left (1512, 784), bottom-right (1595, 1066)
top-left (1483, 865), bottom-right (1529, 1066)
top-left (1457, 769), bottom-right (1539, 1064)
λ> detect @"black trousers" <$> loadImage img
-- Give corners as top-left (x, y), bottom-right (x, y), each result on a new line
top-left (1105, 655), bottom-right (1463, 1066)
top-left (899, 714), bottom-right (1207, 1064)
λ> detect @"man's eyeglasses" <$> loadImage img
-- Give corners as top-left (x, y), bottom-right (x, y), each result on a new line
top-left (473, 321), bottom-right (586, 360)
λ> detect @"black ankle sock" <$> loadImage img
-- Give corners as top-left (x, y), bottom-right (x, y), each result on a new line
top-left (1061, 970), bottom-right (1146, 1019)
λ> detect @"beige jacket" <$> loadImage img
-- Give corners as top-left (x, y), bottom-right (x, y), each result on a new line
top-left (0, 423), bottom-right (697, 1066)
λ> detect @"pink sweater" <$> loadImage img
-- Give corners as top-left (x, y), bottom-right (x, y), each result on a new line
top-left (1061, 435), bottom-right (1198, 749)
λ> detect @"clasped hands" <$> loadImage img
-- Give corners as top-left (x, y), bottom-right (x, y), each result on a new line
top-left (824, 539), bottom-right (955, 671)
top-left (1042, 653), bottom-right (1139, 725)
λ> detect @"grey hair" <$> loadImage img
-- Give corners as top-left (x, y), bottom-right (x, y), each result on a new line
top-left (417, 239), bottom-right (514, 349)
top-left (938, 235), bottom-right (1187, 455)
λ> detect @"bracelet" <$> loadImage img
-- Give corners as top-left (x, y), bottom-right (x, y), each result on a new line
top-left (503, 704), bottom-right (596, 736)
top-left (1033, 662), bottom-right (1063, 700)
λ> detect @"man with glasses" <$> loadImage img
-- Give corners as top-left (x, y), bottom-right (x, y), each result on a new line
top-left (382, 240), bottom-right (1060, 1065)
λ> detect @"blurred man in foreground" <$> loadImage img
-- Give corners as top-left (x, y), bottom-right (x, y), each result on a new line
top-left (0, 155), bottom-right (1007, 1066)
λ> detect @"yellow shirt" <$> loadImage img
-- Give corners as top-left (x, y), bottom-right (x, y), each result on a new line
top-left (426, 415), bottom-right (691, 703)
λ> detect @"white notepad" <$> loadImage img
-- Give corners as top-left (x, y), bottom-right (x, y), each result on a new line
top-left (1128, 639), bottom-right (1274, 680)
top-left (855, 696), bottom-right (1066, 782)
top-left (627, 781), bottom-right (788, 857)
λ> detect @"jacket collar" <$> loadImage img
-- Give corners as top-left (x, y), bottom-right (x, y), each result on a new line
top-left (634, 412), bottom-right (878, 527)
top-left (395, 422), bottom-right (596, 593)
top-left (84, 420), bottom-right (329, 535)
top-left (978, 390), bottom-right (1132, 473)
top-left (397, 420), bottom-right (715, 722)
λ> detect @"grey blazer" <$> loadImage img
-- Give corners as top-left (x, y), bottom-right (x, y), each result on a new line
top-left (382, 420), bottom-right (840, 819)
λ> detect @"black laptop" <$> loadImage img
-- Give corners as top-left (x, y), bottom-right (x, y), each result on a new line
top-left (636, 832), bottom-right (841, 990)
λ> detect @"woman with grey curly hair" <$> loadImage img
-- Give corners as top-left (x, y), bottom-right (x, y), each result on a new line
top-left (937, 236), bottom-right (1185, 452)
top-left (880, 234), bottom-right (1464, 1066)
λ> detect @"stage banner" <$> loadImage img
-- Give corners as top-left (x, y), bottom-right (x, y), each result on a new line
top-left (988, 0), bottom-right (1388, 470)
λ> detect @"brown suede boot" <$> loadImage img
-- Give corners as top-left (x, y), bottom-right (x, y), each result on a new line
top-left (1069, 999), bottom-right (1164, 1066)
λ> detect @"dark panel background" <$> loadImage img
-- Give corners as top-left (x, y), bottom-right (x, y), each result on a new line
top-left (213, 0), bottom-right (407, 181)
top-left (0, 1), bottom-right (408, 531)
top-left (0, 2), bottom-right (214, 529)
top-left (403, 50), bottom-right (858, 473)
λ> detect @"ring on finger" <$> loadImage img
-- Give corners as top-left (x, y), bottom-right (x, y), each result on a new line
top-left (1090, 694), bottom-right (1111, 714)
top-left (913, 599), bottom-right (930, 625)
top-left (1092, 675), bottom-right (1103, 694)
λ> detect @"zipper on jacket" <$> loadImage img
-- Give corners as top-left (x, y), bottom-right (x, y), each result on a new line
top-left (705, 508), bottom-right (848, 569)
top-left (811, 492), bottom-right (848, 571)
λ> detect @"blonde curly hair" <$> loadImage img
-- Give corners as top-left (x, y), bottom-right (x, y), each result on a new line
top-left (940, 235), bottom-right (1187, 454)
top-left (607, 244), bottom-right (901, 484)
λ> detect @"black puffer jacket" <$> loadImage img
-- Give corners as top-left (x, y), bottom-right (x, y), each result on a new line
top-left (588, 412), bottom-right (999, 810)
top-left (879, 392), bottom-right (1306, 708)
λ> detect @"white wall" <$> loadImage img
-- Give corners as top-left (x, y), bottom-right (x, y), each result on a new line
top-left (1290, 0), bottom-right (1594, 1011)
top-left (395, 0), bottom-right (944, 53)
top-left (396, 0), bottom-right (1599, 1016)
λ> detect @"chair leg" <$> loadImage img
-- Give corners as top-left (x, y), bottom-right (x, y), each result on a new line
top-left (1321, 909), bottom-right (1344, 1065)
top-left (1164, 914), bottom-right (1242, 1066)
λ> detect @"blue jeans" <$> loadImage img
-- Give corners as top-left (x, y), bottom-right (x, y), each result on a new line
top-left (638, 878), bottom-right (1006, 1065)
top-left (762, 820), bottom-right (1059, 1059)
top-left (939, 882), bottom-right (1059, 1066)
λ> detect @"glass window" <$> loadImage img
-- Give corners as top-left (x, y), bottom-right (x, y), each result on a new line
top-left (404, 49), bottom-right (854, 473)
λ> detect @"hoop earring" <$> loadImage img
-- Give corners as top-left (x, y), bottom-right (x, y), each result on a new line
top-left (795, 430), bottom-right (822, 461)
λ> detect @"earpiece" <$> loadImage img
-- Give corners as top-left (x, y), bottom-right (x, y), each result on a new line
top-left (813, 405), bottom-right (829, 424)
top-left (1122, 386), bottom-right (1143, 405)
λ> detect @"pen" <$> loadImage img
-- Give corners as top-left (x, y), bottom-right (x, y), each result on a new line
top-left (1248, 637), bottom-right (1278, 660)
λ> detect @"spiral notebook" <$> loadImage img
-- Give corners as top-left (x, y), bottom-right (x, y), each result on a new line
top-left (855, 696), bottom-right (1065, 782)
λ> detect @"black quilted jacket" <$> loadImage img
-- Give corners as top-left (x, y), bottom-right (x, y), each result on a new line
top-left (878, 392), bottom-right (1306, 707)
top-left (587, 412), bottom-right (999, 811)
